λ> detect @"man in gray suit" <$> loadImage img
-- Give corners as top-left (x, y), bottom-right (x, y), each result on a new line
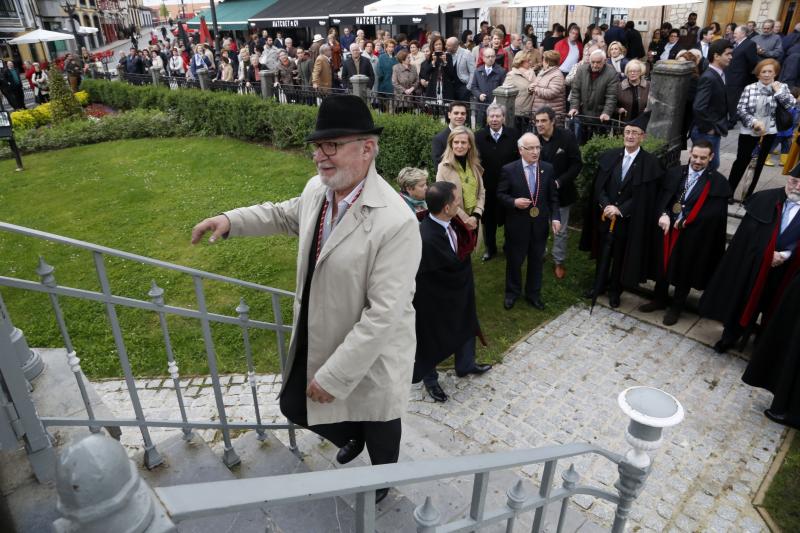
top-left (446, 37), bottom-right (475, 103)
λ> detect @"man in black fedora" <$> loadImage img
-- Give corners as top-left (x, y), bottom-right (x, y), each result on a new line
top-left (191, 95), bottom-right (422, 504)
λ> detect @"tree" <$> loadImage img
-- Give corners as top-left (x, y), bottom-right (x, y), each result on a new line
top-left (48, 66), bottom-right (83, 123)
top-left (160, 3), bottom-right (169, 20)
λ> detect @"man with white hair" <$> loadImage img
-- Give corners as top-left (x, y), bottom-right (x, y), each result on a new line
top-left (726, 26), bottom-right (759, 122)
top-left (446, 36), bottom-right (475, 102)
top-left (191, 95), bottom-right (421, 504)
top-left (752, 19), bottom-right (784, 60)
top-left (284, 37), bottom-right (296, 58)
top-left (312, 44), bottom-right (333, 91)
top-left (568, 49), bottom-right (619, 141)
top-left (341, 42), bottom-right (375, 90)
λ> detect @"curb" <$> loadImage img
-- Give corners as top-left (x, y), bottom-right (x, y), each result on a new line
top-left (753, 428), bottom-right (797, 533)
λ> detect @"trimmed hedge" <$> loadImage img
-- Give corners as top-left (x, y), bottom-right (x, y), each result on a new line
top-left (81, 79), bottom-right (443, 180)
top-left (11, 91), bottom-right (89, 131)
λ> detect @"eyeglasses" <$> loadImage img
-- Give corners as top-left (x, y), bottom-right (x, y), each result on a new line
top-left (307, 138), bottom-right (368, 156)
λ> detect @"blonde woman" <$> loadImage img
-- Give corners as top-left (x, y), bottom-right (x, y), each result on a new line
top-left (436, 125), bottom-right (485, 231)
top-left (607, 41), bottom-right (628, 78)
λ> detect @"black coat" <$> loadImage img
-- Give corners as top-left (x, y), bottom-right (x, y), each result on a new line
top-left (693, 67), bottom-right (730, 135)
top-left (699, 187), bottom-right (799, 326)
top-left (421, 54), bottom-right (457, 100)
top-left (497, 159), bottom-right (560, 240)
top-left (475, 126), bottom-right (521, 193)
top-left (625, 29), bottom-right (646, 59)
top-left (656, 165), bottom-right (731, 290)
top-left (727, 39), bottom-right (759, 88)
top-left (431, 127), bottom-right (450, 166)
top-left (742, 272), bottom-right (800, 420)
top-left (537, 126), bottom-right (582, 207)
top-left (341, 56), bottom-right (375, 90)
top-left (412, 216), bottom-right (478, 382)
top-left (579, 148), bottom-right (664, 286)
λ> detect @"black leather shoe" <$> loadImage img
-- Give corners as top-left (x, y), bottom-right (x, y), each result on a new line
top-left (638, 300), bottom-right (667, 313)
top-left (662, 308), bottom-right (680, 326)
top-left (336, 439), bottom-right (365, 465)
top-left (456, 364), bottom-right (492, 378)
top-left (376, 488), bottom-right (390, 504)
top-left (503, 297), bottom-right (516, 310)
top-left (713, 337), bottom-right (735, 354)
top-left (764, 409), bottom-right (787, 424)
top-left (608, 293), bottom-right (621, 308)
top-left (526, 297), bottom-right (545, 310)
top-left (481, 252), bottom-right (495, 262)
top-left (424, 383), bottom-right (448, 402)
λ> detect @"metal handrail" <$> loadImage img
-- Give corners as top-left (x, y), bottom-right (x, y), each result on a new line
top-left (0, 221), bottom-right (298, 469)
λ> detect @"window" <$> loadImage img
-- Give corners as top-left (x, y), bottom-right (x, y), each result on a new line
top-left (523, 6), bottom-right (549, 42)
top-left (706, 0), bottom-right (754, 27)
top-left (0, 0), bottom-right (19, 18)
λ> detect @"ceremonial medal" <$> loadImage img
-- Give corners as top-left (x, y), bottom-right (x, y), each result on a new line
top-left (672, 202), bottom-right (682, 215)
top-left (529, 207), bottom-right (540, 218)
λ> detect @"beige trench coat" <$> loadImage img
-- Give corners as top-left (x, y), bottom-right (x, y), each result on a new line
top-left (224, 165), bottom-right (422, 425)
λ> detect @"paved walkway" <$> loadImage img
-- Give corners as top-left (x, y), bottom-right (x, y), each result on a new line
top-left (93, 303), bottom-right (785, 532)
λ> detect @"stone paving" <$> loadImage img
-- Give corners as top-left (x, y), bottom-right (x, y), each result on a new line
top-left (92, 303), bottom-right (786, 532)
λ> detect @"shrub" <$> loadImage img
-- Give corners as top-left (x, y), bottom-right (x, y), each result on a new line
top-left (80, 79), bottom-right (444, 180)
top-left (11, 94), bottom-right (90, 132)
top-left (48, 66), bottom-right (83, 123)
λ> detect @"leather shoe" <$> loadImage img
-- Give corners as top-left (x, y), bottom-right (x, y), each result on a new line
top-left (482, 252), bottom-right (495, 262)
top-left (376, 488), bottom-right (390, 504)
top-left (554, 264), bottom-right (566, 279)
top-left (763, 409), bottom-right (800, 429)
top-left (503, 297), bottom-right (516, 310)
top-left (336, 439), bottom-right (365, 465)
top-left (608, 293), bottom-right (621, 308)
top-left (456, 364), bottom-right (492, 378)
top-left (638, 300), bottom-right (667, 313)
top-left (713, 337), bottom-right (735, 354)
top-left (424, 382), bottom-right (448, 402)
top-left (662, 308), bottom-right (680, 326)
top-left (526, 297), bottom-right (546, 310)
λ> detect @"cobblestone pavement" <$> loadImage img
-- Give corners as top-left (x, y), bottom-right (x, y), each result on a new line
top-left (93, 304), bottom-right (785, 532)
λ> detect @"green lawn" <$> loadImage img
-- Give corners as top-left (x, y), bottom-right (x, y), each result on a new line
top-left (0, 137), bottom-right (594, 379)
top-left (763, 432), bottom-right (800, 531)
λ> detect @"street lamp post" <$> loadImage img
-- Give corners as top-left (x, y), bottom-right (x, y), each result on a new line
top-left (207, 0), bottom-right (221, 56)
top-left (60, 0), bottom-right (84, 51)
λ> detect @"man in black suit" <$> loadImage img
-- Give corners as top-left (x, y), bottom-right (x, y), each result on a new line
top-left (692, 26), bottom-right (715, 70)
top-left (727, 26), bottom-right (759, 122)
top-left (341, 43), bottom-right (375, 91)
top-left (497, 133), bottom-right (561, 310)
top-left (469, 47), bottom-right (506, 127)
top-left (580, 113), bottom-right (664, 308)
top-left (475, 103), bottom-right (520, 261)
top-left (690, 39), bottom-right (733, 171)
top-left (534, 106), bottom-right (582, 280)
top-left (432, 101), bottom-right (468, 165)
top-left (412, 182), bottom-right (488, 403)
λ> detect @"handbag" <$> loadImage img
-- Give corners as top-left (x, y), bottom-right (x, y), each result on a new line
top-left (775, 103), bottom-right (794, 132)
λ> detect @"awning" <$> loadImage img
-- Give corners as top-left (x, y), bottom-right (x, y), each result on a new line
top-left (329, 0), bottom-right (429, 25)
top-left (188, 0), bottom-right (277, 30)
top-left (249, 0), bottom-right (335, 29)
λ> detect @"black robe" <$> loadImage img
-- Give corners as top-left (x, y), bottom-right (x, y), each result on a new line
top-left (656, 165), bottom-right (731, 290)
top-left (412, 215), bottom-right (478, 382)
top-left (699, 187), bottom-right (800, 327)
top-left (742, 272), bottom-right (800, 421)
top-left (579, 147), bottom-right (664, 287)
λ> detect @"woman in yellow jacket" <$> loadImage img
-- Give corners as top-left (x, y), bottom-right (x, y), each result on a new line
top-left (435, 125), bottom-right (485, 232)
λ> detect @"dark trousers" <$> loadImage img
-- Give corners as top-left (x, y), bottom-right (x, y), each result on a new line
top-left (422, 336), bottom-right (477, 386)
top-left (728, 133), bottom-right (776, 199)
top-left (279, 356), bottom-right (402, 466)
top-left (505, 220), bottom-right (549, 299)
top-left (652, 279), bottom-right (690, 310)
top-left (726, 85), bottom-right (746, 124)
top-left (482, 197), bottom-right (499, 255)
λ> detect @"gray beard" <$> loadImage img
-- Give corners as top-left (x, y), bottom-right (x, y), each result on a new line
top-left (787, 191), bottom-right (800, 203)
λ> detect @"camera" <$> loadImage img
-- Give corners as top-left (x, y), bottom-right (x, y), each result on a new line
top-left (434, 51), bottom-right (443, 57)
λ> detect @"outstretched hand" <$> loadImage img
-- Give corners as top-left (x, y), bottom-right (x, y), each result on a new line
top-left (190, 214), bottom-right (231, 244)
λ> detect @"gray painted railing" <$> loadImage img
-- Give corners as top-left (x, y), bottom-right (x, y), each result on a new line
top-left (0, 220), bottom-right (297, 471)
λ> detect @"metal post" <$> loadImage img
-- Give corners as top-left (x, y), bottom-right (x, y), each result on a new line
top-left (0, 292), bottom-right (43, 381)
top-left (414, 496), bottom-right (441, 532)
top-left (271, 293), bottom-right (295, 451)
top-left (355, 491), bottom-right (376, 533)
top-left (150, 66), bottom-right (161, 87)
top-left (531, 459), bottom-right (556, 532)
top-left (236, 299), bottom-right (266, 441)
top-left (52, 433), bottom-right (176, 533)
top-left (492, 85), bottom-right (519, 129)
top-left (116, 64), bottom-right (125, 81)
top-left (469, 472), bottom-right (490, 523)
top-left (349, 74), bottom-right (369, 102)
top-left (260, 69), bottom-right (275, 99)
top-left (556, 464), bottom-right (580, 533)
top-left (504, 479), bottom-right (527, 533)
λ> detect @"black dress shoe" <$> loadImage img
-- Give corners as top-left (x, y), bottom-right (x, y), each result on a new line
top-left (503, 297), bottom-right (516, 310)
top-left (424, 382), bottom-right (448, 402)
top-left (526, 297), bottom-right (545, 310)
top-left (481, 252), bottom-right (495, 262)
top-left (764, 409), bottom-right (800, 429)
top-left (662, 308), bottom-right (680, 326)
top-left (376, 488), bottom-right (390, 504)
top-left (608, 293), bottom-right (621, 308)
top-left (456, 364), bottom-right (492, 378)
top-left (638, 300), bottom-right (667, 313)
top-left (336, 439), bottom-right (365, 465)
top-left (713, 337), bottom-right (735, 354)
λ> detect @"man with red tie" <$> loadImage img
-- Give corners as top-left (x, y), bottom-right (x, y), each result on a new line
top-left (497, 132), bottom-right (561, 310)
top-left (701, 169), bottom-right (800, 353)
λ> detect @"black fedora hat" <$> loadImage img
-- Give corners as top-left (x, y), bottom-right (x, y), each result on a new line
top-left (305, 95), bottom-right (383, 142)
top-left (626, 111), bottom-right (650, 133)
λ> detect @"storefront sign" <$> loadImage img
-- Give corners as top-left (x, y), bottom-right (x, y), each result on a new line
top-left (269, 19), bottom-right (300, 28)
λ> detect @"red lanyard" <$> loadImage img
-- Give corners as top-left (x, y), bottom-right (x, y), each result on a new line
top-left (524, 163), bottom-right (541, 207)
top-left (315, 187), bottom-right (364, 262)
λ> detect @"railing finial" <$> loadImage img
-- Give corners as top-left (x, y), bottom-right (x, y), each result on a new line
top-left (148, 280), bottom-right (165, 306)
top-left (414, 496), bottom-right (441, 531)
top-left (236, 298), bottom-right (250, 320)
top-left (506, 479), bottom-right (527, 510)
top-left (36, 256), bottom-right (56, 287)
